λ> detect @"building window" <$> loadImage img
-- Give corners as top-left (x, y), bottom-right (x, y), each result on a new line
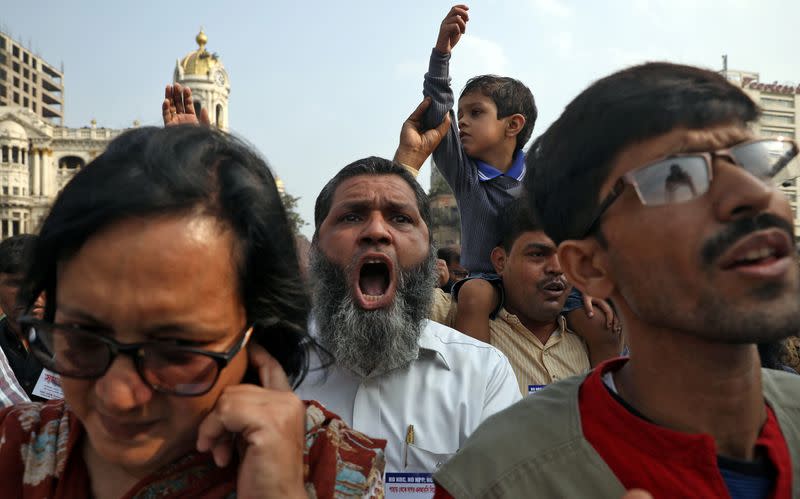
top-left (12, 187), bottom-right (18, 195)
top-left (13, 76), bottom-right (19, 87)
top-left (23, 97), bottom-right (28, 107)
top-left (32, 74), bottom-right (36, 83)
top-left (0, 84), bottom-right (5, 97)
top-left (11, 220), bottom-right (20, 236)
top-left (2, 187), bottom-right (7, 195)
top-left (12, 45), bottom-right (19, 57)
top-left (763, 113), bottom-right (795, 125)
top-left (12, 62), bottom-right (19, 72)
top-left (32, 103), bottom-right (36, 112)
top-left (1, 146), bottom-right (7, 162)
top-left (0, 36), bottom-right (5, 49)
top-left (23, 52), bottom-right (28, 64)
top-left (23, 68), bottom-right (28, 78)
top-left (761, 97), bottom-right (794, 109)
top-left (11, 147), bottom-right (18, 163)
top-left (32, 59), bottom-right (36, 70)
top-left (761, 128), bottom-right (796, 139)
top-left (0, 53), bottom-right (5, 65)
top-left (12, 92), bottom-right (18, 104)
top-left (23, 83), bottom-right (28, 92)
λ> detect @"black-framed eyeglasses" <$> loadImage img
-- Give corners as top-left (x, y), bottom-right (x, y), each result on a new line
top-left (582, 138), bottom-right (800, 238)
top-left (19, 316), bottom-right (253, 397)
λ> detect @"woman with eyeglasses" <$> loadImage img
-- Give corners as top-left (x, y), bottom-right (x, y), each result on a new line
top-left (0, 125), bottom-right (386, 498)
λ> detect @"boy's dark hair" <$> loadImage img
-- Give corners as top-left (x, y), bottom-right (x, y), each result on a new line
top-left (313, 156), bottom-right (432, 238)
top-left (0, 234), bottom-right (37, 275)
top-left (526, 62), bottom-right (759, 244)
top-left (20, 125), bottom-right (313, 387)
top-left (498, 196), bottom-right (543, 251)
top-left (461, 75), bottom-right (537, 151)
top-left (437, 246), bottom-right (460, 266)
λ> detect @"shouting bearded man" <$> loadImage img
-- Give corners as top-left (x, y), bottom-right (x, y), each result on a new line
top-left (296, 156), bottom-right (520, 477)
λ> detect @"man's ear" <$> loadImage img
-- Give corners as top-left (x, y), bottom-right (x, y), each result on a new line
top-left (505, 114), bottom-right (526, 138)
top-left (490, 246), bottom-right (507, 274)
top-left (558, 239), bottom-right (614, 299)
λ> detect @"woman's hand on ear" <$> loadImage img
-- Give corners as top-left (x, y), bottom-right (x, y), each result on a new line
top-left (196, 344), bottom-right (307, 498)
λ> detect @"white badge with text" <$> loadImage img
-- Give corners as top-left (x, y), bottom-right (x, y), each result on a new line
top-left (32, 369), bottom-right (64, 400)
top-left (385, 472), bottom-right (435, 499)
top-left (528, 384), bottom-right (545, 395)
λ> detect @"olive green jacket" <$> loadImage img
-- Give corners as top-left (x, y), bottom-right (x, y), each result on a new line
top-left (434, 369), bottom-right (800, 498)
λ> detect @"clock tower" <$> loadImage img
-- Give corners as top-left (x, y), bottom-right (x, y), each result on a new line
top-left (174, 29), bottom-right (230, 130)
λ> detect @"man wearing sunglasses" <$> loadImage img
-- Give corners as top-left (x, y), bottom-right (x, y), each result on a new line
top-left (432, 62), bottom-right (800, 498)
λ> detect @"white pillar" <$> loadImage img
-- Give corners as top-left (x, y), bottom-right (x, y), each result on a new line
top-left (32, 149), bottom-right (40, 196)
top-left (41, 151), bottom-right (49, 197)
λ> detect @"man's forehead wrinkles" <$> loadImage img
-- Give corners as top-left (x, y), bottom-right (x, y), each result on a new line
top-left (678, 127), bottom-right (752, 153)
top-left (332, 183), bottom-right (418, 213)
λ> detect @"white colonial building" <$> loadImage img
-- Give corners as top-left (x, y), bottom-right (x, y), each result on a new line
top-left (0, 30), bottom-right (230, 240)
top-left (0, 108), bottom-right (124, 238)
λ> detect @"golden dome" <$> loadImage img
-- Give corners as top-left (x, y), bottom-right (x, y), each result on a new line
top-left (180, 28), bottom-right (220, 76)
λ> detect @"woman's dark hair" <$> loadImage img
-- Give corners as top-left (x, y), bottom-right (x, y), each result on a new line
top-left (20, 125), bottom-right (313, 387)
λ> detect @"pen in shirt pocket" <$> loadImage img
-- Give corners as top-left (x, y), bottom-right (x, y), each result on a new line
top-left (404, 424), bottom-right (414, 469)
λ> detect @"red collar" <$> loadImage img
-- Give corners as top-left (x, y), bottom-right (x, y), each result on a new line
top-left (579, 357), bottom-right (792, 498)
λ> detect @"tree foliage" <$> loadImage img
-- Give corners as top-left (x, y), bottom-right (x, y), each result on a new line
top-left (280, 191), bottom-right (308, 235)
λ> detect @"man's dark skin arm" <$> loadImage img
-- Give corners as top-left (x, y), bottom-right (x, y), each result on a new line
top-left (394, 97), bottom-right (451, 171)
top-left (567, 305), bottom-right (624, 366)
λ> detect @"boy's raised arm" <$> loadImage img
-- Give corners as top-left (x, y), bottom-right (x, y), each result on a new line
top-left (435, 4), bottom-right (469, 55)
top-left (422, 5), bottom-right (469, 130)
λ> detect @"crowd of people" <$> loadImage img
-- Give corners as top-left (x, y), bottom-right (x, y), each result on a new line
top-left (0, 4), bottom-right (799, 498)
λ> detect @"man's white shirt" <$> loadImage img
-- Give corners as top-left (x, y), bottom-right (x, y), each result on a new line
top-left (296, 319), bottom-right (521, 474)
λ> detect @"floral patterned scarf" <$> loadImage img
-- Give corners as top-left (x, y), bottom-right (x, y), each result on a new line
top-left (0, 400), bottom-right (386, 498)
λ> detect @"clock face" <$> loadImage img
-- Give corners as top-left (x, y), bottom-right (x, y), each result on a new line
top-left (214, 70), bottom-right (226, 86)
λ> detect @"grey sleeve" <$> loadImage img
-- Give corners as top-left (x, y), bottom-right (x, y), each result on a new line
top-left (422, 49), bottom-right (475, 195)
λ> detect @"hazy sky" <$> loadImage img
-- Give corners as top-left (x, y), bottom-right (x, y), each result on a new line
top-left (3, 0), bottom-right (799, 238)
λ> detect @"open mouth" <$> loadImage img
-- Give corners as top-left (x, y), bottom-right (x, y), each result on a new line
top-left (539, 279), bottom-right (568, 299)
top-left (354, 254), bottom-right (397, 310)
top-left (718, 229), bottom-right (792, 278)
top-left (542, 281), bottom-right (566, 292)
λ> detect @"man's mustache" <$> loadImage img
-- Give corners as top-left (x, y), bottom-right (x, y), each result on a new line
top-left (537, 276), bottom-right (569, 290)
top-left (701, 213), bottom-right (795, 267)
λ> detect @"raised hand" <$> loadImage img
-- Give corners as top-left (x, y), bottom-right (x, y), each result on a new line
top-left (162, 83), bottom-right (211, 126)
top-left (435, 4), bottom-right (469, 54)
top-left (394, 97), bottom-right (451, 171)
top-left (436, 258), bottom-right (450, 288)
top-left (196, 343), bottom-right (306, 498)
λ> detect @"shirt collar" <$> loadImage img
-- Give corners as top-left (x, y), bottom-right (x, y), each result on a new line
top-left (497, 309), bottom-right (567, 336)
top-left (416, 320), bottom-right (452, 371)
top-left (476, 149), bottom-right (526, 182)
